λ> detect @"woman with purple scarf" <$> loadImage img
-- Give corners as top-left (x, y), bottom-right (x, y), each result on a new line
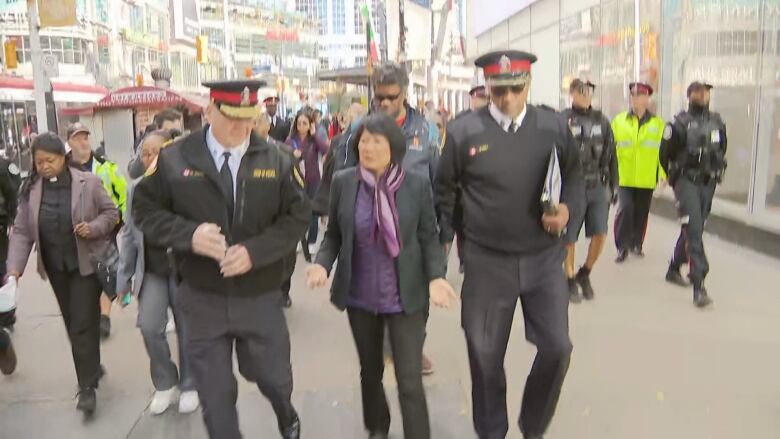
top-left (306, 114), bottom-right (457, 439)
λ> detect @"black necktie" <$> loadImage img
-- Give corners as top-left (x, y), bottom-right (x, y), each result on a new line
top-left (220, 151), bottom-right (234, 223)
top-left (508, 121), bottom-right (517, 133)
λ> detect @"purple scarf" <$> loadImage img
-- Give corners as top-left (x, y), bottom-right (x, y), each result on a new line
top-left (358, 164), bottom-right (405, 258)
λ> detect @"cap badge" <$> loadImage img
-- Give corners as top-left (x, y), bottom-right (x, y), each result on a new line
top-left (241, 87), bottom-right (251, 106)
top-left (499, 55), bottom-right (511, 74)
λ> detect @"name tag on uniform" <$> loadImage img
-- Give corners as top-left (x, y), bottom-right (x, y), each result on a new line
top-left (253, 168), bottom-right (277, 179)
top-left (182, 169), bottom-right (204, 177)
top-left (468, 144), bottom-right (489, 157)
top-left (570, 125), bottom-right (580, 137)
top-left (710, 130), bottom-right (721, 143)
top-left (592, 125), bottom-right (602, 136)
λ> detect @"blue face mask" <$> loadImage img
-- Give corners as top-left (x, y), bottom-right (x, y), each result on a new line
top-left (350, 116), bottom-right (364, 131)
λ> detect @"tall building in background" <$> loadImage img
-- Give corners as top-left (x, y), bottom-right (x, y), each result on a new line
top-left (295, 0), bottom-right (386, 70)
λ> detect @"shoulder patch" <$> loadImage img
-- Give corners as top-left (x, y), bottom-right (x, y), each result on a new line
top-left (7, 163), bottom-right (19, 176)
top-left (144, 156), bottom-right (159, 177)
top-left (292, 166), bottom-right (304, 188)
top-left (663, 125), bottom-right (673, 140)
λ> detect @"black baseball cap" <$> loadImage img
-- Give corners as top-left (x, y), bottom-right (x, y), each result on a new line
top-left (687, 81), bottom-right (714, 97)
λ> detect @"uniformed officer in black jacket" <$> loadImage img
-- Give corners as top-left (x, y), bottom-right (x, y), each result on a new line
top-left (0, 157), bottom-right (21, 329)
top-left (560, 79), bottom-right (618, 303)
top-left (436, 51), bottom-right (584, 439)
top-left (133, 80), bottom-right (310, 439)
top-left (660, 81), bottom-right (726, 309)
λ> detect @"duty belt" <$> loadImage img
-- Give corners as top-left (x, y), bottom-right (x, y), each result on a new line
top-left (682, 169), bottom-right (713, 185)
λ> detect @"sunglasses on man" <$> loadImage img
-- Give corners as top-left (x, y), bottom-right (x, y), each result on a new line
top-left (374, 92), bottom-right (403, 103)
top-left (490, 84), bottom-right (526, 97)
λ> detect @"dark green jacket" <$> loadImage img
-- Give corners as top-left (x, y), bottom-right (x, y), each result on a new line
top-left (315, 168), bottom-right (445, 314)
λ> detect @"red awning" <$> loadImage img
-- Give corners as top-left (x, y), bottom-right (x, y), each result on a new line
top-left (0, 75), bottom-right (109, 94)
top-left (93, 86), bottom-right (207, 113)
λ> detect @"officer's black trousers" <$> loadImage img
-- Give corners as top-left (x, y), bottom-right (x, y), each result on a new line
top-left (178, 284), bottom-right (298, 439)
top-left (48, 269), bottom-right (103, 390)
top-left (671, 177), bottom-right (716, 285)
top-left (614, 187), bottom-right (654, 252)
top-left (461, 242), bottom-right (572, 439)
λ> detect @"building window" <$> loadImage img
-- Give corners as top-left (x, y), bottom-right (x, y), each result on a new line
top-left (130, 4), bottom-right (144, 32)
top-left (333, 0), bottom-right (346, 35)
top-left (236, 35), bottom-right (251, 54)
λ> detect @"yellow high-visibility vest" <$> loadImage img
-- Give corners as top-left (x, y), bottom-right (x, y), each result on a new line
top-left (611, 111), bottom-right (667, 189)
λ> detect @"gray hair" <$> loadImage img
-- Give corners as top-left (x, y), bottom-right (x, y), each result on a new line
top-left (371, 62), bottom-right (409, 90)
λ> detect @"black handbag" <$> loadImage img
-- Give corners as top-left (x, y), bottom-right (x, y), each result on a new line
top-left (91, 243), bottom-right (119, 300)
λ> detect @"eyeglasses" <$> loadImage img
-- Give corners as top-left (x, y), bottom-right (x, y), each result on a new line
top-left (490, 85), bottom-right (526, 97)
top-left (374, 92), bottom-right (402, 103)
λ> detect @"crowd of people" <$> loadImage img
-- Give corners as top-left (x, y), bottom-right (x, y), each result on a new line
top-left (0, 47), bottom-right (727, 439)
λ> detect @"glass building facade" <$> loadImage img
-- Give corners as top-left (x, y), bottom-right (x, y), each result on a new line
top-left (475, 0), bottom-right (780, 233)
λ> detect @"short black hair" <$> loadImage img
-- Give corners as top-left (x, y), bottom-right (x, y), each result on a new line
top-left (32, 132), bottom-right (66, 157)
top-left (154, 109), bottom-right (182, 129)
top-left (371, 62), bottom-right (409, 90)
top-left (351, 114), bottom-right (407, 166)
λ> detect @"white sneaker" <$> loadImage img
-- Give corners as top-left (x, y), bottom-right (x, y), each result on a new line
top-left (178, 390), bottom-right (200, 414)
top-left (165, 318), bottom-right (175, 334)
top-left (149, 387), bottom-right (178, 415)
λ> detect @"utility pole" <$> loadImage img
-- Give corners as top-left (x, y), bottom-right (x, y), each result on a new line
top-left (27, 0), bottom-right (49, 133)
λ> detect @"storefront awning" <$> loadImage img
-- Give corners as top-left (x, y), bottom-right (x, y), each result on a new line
top-left (0, 75), bottom-right (109, 103)
top-left (317, 67), bottom-right (371, 86)
top-left (93, 86), bottom-right (207, 113)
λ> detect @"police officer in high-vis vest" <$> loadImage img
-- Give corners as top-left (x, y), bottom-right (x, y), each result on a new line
top-left (660, 81), bottom-right (726, 309)
top-left (133, 80), bottom-right (310, 439)
top-left (437, 50), bottom-right (584, 439)
top-left (611, 82), bottom-right (666, 263)
top-left (561, 79), bottom-right (618, 303)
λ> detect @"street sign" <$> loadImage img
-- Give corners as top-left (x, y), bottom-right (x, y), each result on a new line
top-left (41, 54), bottom-right (59, 78)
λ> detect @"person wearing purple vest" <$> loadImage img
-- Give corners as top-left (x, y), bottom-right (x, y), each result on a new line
top-left (306, 114), bottom-right (457, 439)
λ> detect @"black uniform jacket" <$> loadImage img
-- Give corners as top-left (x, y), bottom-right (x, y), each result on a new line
top-left (269, 116), bottom-right (292, 143)
top-left (435, 105), bottom-right (585, 255)
top-left (133, 127), bottom-right (311, 296)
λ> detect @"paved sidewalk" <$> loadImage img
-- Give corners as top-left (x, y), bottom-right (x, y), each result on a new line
top-left (2, 212), bottom-right (779, 439)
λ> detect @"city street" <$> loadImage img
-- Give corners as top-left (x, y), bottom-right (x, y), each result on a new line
top-left (1, 211), bottom-right (779, 439)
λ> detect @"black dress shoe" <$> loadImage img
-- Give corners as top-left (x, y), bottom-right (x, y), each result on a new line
top-left (281, 417), bottom-right (300, 439)
top-left (576, 269), bottom-right (595, 300)
top-left (99, 315), bottom-right (111, 339)
top-left (615, 250), bottom-right (629, 263)
top-left (694, 288), bottom-right (713, 308)
top-left (665, 267), bottom-right (688, 287)
top-left (76, 387), bottom-right (97, 414)
top-left (567, 278), bottom-right (581, 304)
top-left (0, 329), bottom-right (17, 375)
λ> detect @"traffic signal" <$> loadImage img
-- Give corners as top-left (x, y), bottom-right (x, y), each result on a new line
top-left (196, 36), bottom-right (208, 64)
top-left (3, 40), bottom-right (18, 69)
top-left (135, 73), bottom-right (143, 87)
top-left (244, 66), bottom-right (253, 78)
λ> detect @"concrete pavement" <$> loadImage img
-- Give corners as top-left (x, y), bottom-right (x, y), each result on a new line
top-left (2, 211), bottom-right (780, 439)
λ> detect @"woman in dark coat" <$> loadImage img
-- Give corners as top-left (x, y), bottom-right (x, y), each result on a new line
top-left (6, 133), bottom-right (119, 415)
top-left (306, 114), bottom-right (457, 439)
